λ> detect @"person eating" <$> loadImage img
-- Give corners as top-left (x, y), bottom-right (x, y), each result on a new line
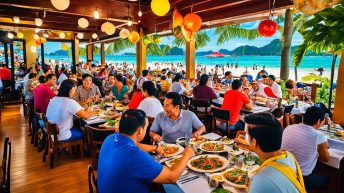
top-left (109, 73), bottom-right (129, 100)
top-left (73, 73), bottom-right (101, 105)
top-left (34, 74), bottom-right (57, 114)
top-left (137, 81), bottom-right (163, 118)
top-left (170, 73), bottom-right (192, 96)
top-left (150, 92), bottom-right (206, 143)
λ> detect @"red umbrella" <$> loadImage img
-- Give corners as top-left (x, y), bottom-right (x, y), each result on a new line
top-left (206, 51), bottom-right (227, 58)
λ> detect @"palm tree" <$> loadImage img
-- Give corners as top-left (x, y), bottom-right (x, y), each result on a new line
top-left (79, 47), bottom-right (86, 57)
top-left (171, 30), bottom-right (211, 50)
top-left (215, 24), bottom-right (261, 45)
top-left (293, 3), bottom-right (344, 107)
top-left (280, 9), bottom-right (293, 80)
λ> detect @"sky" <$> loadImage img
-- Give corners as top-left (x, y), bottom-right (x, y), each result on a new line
top-left (45, 21), bottom-right (305, 54)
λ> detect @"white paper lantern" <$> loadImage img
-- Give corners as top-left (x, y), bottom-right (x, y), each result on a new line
top-left (101, 22), bottom-right (116, 35)
top-left (35, 18), bottom-right (43, 27)
top-left (30, 46), bottom-right (37, 53)
top-left (43, 33), bottom-right (49, 38)
top-left (92, 33), bottom-right (98, 39)
top-left (59, 32), bottom-right (65, 39)
top-left (119, 28), bottom-right (130, 39)
top-left (35, 28), bottom-right (40, 33)
top-left (33, 34), bottom-right (39, 40)
top-left (127, 20), bottom-right (133, 26)
top-left (51, 0), bottom-right (70, 11)
top-left (17, 32), bottom-right (24, 38)
top-left (7, 32), bottom-right (14, 39)
top-left (76, 33), bottom-right (84, 39)
top-left (13, 16), bottom-right (20, 24)
top-left (78, 18), bottom-right (89, 28)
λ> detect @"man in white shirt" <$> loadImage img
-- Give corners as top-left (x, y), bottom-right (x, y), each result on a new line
top-left (268, 75), bottom-right (282, 98)
top-left (135, 69), bottom-right (149, 89)
top-left (138, 81), bottom-right (163, 118)
top-left (282, 106), bottom-right (329, 190)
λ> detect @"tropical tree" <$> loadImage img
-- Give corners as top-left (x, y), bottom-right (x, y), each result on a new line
top-left (79, 47), bottom-right (86, 57)
top-left (171, 30), bottom-right (211, 50)
top-left (293, 3), bottom-right (344, 107)
top-left (215, 24), bottom-right (261, 45)
top-left (280, 9), bottom-right (293, 80)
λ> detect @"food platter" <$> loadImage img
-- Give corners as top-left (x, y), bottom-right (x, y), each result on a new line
top-left (187, 154), bottom-right (229, 173)
top-left (161, 144), bottom-right (184, 157)
top-left (222, 168), bottom-right (249, 188)
top-left (199, 141), bottom-right (228, 153)
top-left (165, 155), bottom-right (182, 168)
top-left (219, 137), bottom-right (234, 145)
top-left (176, 136), bottom-right (208, 146)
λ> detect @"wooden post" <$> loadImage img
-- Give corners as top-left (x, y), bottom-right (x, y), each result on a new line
top-left (101, 43), bottom-right (105, 66)
top-left (333, 49), bottom-right (344, 124)
top-left (136, 39), bottom-right (147, 78)
top-left (185, 38), bottom-right (196, 79)
top-left (74, 38), bottom-right (79, 64)
top-left (86, 44), bottom-right (94, 62)
top-left (311, 83), bottom-right (317, 102)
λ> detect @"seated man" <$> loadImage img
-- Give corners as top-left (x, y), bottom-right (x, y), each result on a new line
top-left (138, 81), bottom-right (164, 118)
top-left (221, 79), bottom-right (252, 131)
top-left (73, 73), bottom-right (101, 105)
top-left (150, 92), bottom-right (206, 143)
top-left (282, 106), bottom-right (329, 190)
top-left (221, 71), bottom-right (233, 85)
top-left (34, 74), bottom-right (57, 114)
top-left (97, 109), bottom-right (194, 193)
top-left (245, 113), bottom-right (306, 193)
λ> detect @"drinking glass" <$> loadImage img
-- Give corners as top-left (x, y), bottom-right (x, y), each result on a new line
top-left (245, 152), bottom-right (256, 170)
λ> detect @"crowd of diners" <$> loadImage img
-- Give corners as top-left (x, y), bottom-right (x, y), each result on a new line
top-left (13, 60), bottom-right (335, 193)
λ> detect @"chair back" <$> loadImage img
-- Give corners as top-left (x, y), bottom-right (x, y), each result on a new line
top-left (284, 105), bottom-right (294, 115)
top-left (87, 126), bottom-right (116, 146)
top-left (181, 94), bottom-right (191, 110)
top-left (192, 98), bottom-right (211, 114)
top-left (88, 165), bottom-right (98, 193)
top-left (272, 107), bottom-right (283, 118)
top-left (1, 137), bottom-right (11, 193)
top-left (45, 121), bottom-right (60, 148)
top-left (285, 113), bottom-right (303, 127)
top-left (212, 107), bottom-right (230, 122)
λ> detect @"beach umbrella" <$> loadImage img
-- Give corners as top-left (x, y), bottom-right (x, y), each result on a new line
top-left (206, 51), bottom-right (227, 58)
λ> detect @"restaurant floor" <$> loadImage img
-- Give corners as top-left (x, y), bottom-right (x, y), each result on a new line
top-left (0, 104), bottom-right (89, 193)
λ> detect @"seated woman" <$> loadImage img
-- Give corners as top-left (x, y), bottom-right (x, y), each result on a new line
top-left (109, 73), bottom-right (129, 101)
top-left (193, 74), bottom-right (217, 100)
top-left (102, 74), bottom-right (115, 96)
top-left (170, 73), bottom-right (192, 96)
top-left (46, 79), bottom-right (91, 141)
top-left (127, 85), bottom-right (144, 109)
top-left (73, 73), bottom-right (101, 105)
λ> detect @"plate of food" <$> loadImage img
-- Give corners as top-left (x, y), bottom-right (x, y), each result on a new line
top-left (228, 145), bottom-right (244, 156)
top-left (199, 141), bottom-right (228, 153)
top-left (222, 168), bottom-right (249, 188)
top-left (99, 110), bottom-right (115, 119)
top-left (187, 154), bottom-right (229, 173)
top-left (210, 173), bottom-right (225, 182)
top-left (91, 108), bottom-right (104, 116)
top-left (190, 136), bottom-right (208, 145)
top-left (220, 136), bottom-right (234, 145)
top-left (165, 155), bottom-right (182, 168)
top-left (161, 144), bottom-right (184, 157)
top-left (100, 117), bottom-right (121, 128)
top-left (115, 103), bottom-right (126, 111)
top-left (86, 115), bottom-right (98, 121)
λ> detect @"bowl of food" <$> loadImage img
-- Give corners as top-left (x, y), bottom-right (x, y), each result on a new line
top-left (210, 173), bottom-right (224, 182)
top-left (199, 141), bottom-right (228, 153)
top-left (187, 154), bottom-right (229, 173)
top-left (222, 168), bottom-right (249, 189)
top-left (220, 136), bottom-right (234, 145)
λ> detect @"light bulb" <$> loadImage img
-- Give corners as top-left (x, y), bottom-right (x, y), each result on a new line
top-left (33, 34), bottom-right (39, 40)
top-left (94, 9), bottom-right (100, 19)
top-left (13, 16), bottom-right (20, 24)
top-left (7, 32), bottom-right (14, 39)
top-left (92, 33), bottom-right (98, 39)
top-left (138, 10), bottom-right (142, 17)
top-left (43, 33), bottom-right (49, 38)
top-left (76, 33), bottom-right (84, 39)
top-left (59, 32), bottom-right (65, 39)
top-left (127, 20), bottom-right (133, 26)
top-left (35, 18), bottom-right (43, 26)
top-left (35, 28), bottom-right (40, 33)
top-left (30, 46), bottom-right (37, 53)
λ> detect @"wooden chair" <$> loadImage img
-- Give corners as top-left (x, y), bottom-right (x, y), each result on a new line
top-left (211, 107), bottom-right (233, 137)
top-left (86, 126), bottom-right (116, 170)
top-left (285, 113), bottom-right (303, 127)
top-left (27, 99), bottom-right (34, 139)
top-left (21, 93), bottom-right (28, 116)
top-left (181, 94), bottom-right (192, 110)
top-left (1, 137), bottom-right (11, 193)
top-left (42, 121), bottom-right (85, 169)
top-left (284, 105), bottom-right (294, 115)
top-left (88, 165), bottom-right (98, 193)
top-left (192, 98), bottom-right (212, 131)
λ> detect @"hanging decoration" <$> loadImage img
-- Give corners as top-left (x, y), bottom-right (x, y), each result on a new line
top-left (51, 0), bottom-right (70, 11)
top-left (59, 32), bottom-right (66, 39)
top-left (119, 28), bottom-right (130, 39)
top-left (183, 13), bottom-right (202, 32)
top-left (35, 18), bottom-right (43, 27)
top-left (171, 9), bottom-right (184, 39)
top-left (293, 0), bottom-right (340, 14)
top-left (17, 32), bottom-right (24, 38)
top-left (40, 37), bottom-right (47, 44)
top-left (78, 18), bottom-right (89, 28)
top-left (101, 22), bottom-right (116, 35)
top-left (151, 0), bottom-right (170, 16)
top-left (128, 31), bottom-right (140, 44)
top-left (13, 16), bottom-right (20, 24)
top-left (258, 0), bottom-right (278, 37)
top-left (92, 33), bottom-right (98, 39)
top-left (77, 33), bottom-right (84, 39)
top-left (7, 32), bottom-right (14, 39)
top-left (142, 36), bottom-right (152, 46)
top-left (181, 27), bottom-right (195, 42)
top-left (33, 34), bottom-right (39, 40)
top-left (36, 39), bottom-right (42, 45)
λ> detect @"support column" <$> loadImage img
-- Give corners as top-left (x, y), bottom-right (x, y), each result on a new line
top-left (86, 44), bottom-right (94, 62)
top-left (136, 39), bottom-right (147, 78)
top-left (74, 38), bottom-right (79, 64)
top-left (10, 43), bottom-right (15, 91)
top-left (101, 43), bottom-right (105, 66)
top-left (333, 49), bottom-right (344, 124)
top-left (185, 39), bottom-right (195, 79)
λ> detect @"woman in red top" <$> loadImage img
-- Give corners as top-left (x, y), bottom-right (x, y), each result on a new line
top-left (127, 85), bottom-right (144, 109)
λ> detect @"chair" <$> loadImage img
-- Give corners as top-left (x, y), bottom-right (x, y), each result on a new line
top-left (142, 117), bottom-right (155, 145)
top-left (285, 113), bottom-right (303, 127)
top-left (21, 93), bottom-right (28, 116)
top-left (211, 107), bottom-right (233, 137)
top-left (88, 165), bottom-right (98, 193)
top-left (86, 126), bottom-right (116, 170)
top-left (181, 94), bottom-right (192, 110)
top-left (284, 105), bottom-right (294, 115)
top-left (192, 99), bottom-right (212, 131)
top-left (42, 121), bottom-right (85, 169)
top-left (1, 137), bottom-right (11, 193)
top-left (272, 107), bottom-right (283, 118)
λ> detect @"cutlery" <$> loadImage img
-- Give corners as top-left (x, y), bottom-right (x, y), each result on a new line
top-left (178, 175), bottom-right (197, 182)
top-left (180, 176), bottom-right (200, 184)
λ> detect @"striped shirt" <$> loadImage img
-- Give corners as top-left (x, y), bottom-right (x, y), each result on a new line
top-left (282, 123), bottom-right (327, 176)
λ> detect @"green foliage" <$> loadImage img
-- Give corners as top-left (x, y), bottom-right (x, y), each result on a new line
top-left (79, 47), bottom-right (86, 57)
top-left (301, 73), bottom-right (336, 104)
top-left (171, 30), bottom-right (211, 50)
top-left (215, 24), bottom-right (261, 45)
top-left (105, 39), bottom-right (134, 55)
top-left (279, 80), bottom-right (288, 99)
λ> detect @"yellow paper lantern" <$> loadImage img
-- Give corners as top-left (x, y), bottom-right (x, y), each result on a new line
top-left (92, 33), bottom-right (98, 39)
top-left (128, 31), bottom-right (140, 44)
top-left (7, 32), bottom-right (14, 39)
top-left (151, 0), bottom-right (170, 16)
top-left (51, 0), bottom-right (70, 11)
top-left (119, 28), bottom-right (130, 39)
top-left (17, 32), bottom-right (24, 38)
top-left (76, 33), bottom-right (84, 39)
top-left (78, 18), bottom-right (89, 28)
top-left (59, 32), bottom-right (65, 39)
top-left (40, 37), bottom-right (47, 44)
top-left (61, 43), bottom-right (69, 51)
top-left (33, 34), bottom-right (39, 40)
top-left (101, 22), bottom-right (116, 35)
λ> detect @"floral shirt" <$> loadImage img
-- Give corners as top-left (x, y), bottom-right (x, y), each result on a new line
top-left (73, 84), bottom-right (100, 102)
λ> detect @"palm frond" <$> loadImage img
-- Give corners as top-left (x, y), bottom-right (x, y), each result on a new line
top-left (215, 24), bottom-right (261, 45)
top-left (105, 39), bottom-right (134, 55)
top-left (79, 47), bottom-right (86, 57)
top-left (293, 43), bottom-right (307, 67)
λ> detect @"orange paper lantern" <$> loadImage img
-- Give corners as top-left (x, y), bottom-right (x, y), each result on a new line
top-left (183, 13), bottom-right (202, 32)
top-left (36, 39), bottom-right (42, 45)
top-left (181, 27), bottom-right (194, 42)
top-left (172, 9), bottom-right (184, 28)
top-left (128, 31), bottom-right (140, 44)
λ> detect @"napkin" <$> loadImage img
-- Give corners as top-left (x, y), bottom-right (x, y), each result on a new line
top-left (203, 133), bottom-right (222, 141)
top-left (322, 148), bottom-right (344, 169)
top-left (177, 175), bottom-right (214, 193)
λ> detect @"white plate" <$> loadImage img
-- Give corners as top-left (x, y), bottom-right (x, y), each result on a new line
top-left (187, 154), bottom-right (229, 173)
top-left (219, 137), bottom-right (234, 145)
top-left (86, 115), bottom-right (98, 120)
top-left (228, 148), bottom-right (244, 156)
top-left (105, 102), bottom-right (114, 107)
top-left (162, 144), bottom-right (184, 157)
top-left (222, 168), bottom-right (249, 189)
top-left (115, 106), bottom-right (126, 111)
top-left (165, 155), bottom-right (183, 168)
top-left (199, 141), bottom-right (228, 153)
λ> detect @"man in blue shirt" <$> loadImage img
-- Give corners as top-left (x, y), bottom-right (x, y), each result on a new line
top-left (150, 92), bottom-right (206, 143)
top-left (98, 109), bottom-right (194, 193)
top-left (221, 71), bottom-right (233, 85)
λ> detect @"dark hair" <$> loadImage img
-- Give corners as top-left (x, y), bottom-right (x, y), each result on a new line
top-left (43, 68), bottom-right (49, 74)
top-left (38, 75), bottom-right (46, 83)
top-left (46, 74), bottom-right (56, 81)
top-left (262, 75), bottom-right (267, 79)
top-left (142, 81), bottom-right (156, 96)
top-left (303, 106), bottom-right (325, 125)
top-left (29, 73), bottom-right (37, 79)
top-left (167, 71), bottom-right (173, 76)
top-left (119, 109), bottom-right (147, 135)
top-left (108, 73), bottom-right (115, 78)
top-left (244, 112), bottom-right (283, 152)
top-left (199, 74), bottom-right (209, 86)
top-left (57, 79), bottom-right (76, 97)
top-left (225, 71), bottom-right (231, 77)
top-left (161, 75), bottom-right (167, 80)
top-left (172, 73), bottom-right (183, 83)
top-left (142, 70), bottom-right (149, 77)
top-left (231, 79), bottom-right (242, 90)
top-left (285, 79), bottom-right (294, 89)
top-left (165, 92), bottom-right (183, 109)
top-left (268, 75), bottom-right (276, 81)
top-left (82, 73), bottom-right (93, 80)
top-left (115, 73), bottom-right (124, 83)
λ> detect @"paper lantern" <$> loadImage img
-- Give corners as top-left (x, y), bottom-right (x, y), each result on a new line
top-left (35, 18), bottom-right (43, 27)
top-left (17, 32), bottom-right (24, 38)
top-left (128, 31), bottom-right (140, 44)
top-left (119, 28), bottom-right (130, 39)
top-left (151, 0), bottom-right (170, 16)
top-left (33, 34), bottom-right (39, 40)
top-left (92, 33), bottom-right (98, 39)
top-left (59, 32), bottom-right (65, 39)
top-left (40, 37), bottom-right (47, 44)
top-left (36, 39), bottom-right (42, 45)
top-left (43, 33), bottom-right (49, 38)
top-left (30, 46), bottom-right (37, 53)
top-left (258, 19), bottom-right (278, 37)
top-left (293, 0), bottom-right (338, 15)
top-left (183, 13), bottom-right (202, 32)
top-left (101, 22), bottom-right (116, 35)
top-left (171, 9), bottom-right (184, 39)
top-left (61, 43), bottom-right (69, 51)
top-left (153, 35), bottom-right (161, 44)
top-left (51, 0), bottom-right (70, 11)
top-left (76, 33), bottom-right (84, 39)
top-left (142, 36), bottom-right (151, 46)
top-left (7, 32), bottom-right (14, 39)
top-left (181, 27), bottom-right (194, 42)
top-left (13, 16), bottom-right (20, 24)
top-left (78, 18), bottom-right (89, 28)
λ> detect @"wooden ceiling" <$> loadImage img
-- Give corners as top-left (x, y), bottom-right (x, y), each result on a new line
top-left (0, 0), bottom-right (294, 42)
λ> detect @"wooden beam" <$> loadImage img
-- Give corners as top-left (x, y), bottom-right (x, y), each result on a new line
top-left (333, 49), bottom-right (344, 124)
top-left (101, 42), bottom-right (105, 66)
top-left (136, 39), bottom-right (146, 78)
top-left (74, 38), bottom-right (80, 64)
top-left (185, 38), bottom-right (195, 79)
top-left (86, 44), bottom-right (93, 62)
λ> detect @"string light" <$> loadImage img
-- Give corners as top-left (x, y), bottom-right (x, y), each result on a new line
top-left (94, 8), bottom-right (100, 19)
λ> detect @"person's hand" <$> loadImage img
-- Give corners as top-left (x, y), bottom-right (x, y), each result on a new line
top-left (155, 145), bottom-right (165, 157)
top-left (192, 131), bottom-right (201, 138)
top-left (182, 146), bottom-right (194, 159)
top-left (152, 134), bottom-right (163, 142)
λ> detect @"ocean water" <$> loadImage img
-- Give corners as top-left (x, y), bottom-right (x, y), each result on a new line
top-left (45, 55), bottom-right (340, 70)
